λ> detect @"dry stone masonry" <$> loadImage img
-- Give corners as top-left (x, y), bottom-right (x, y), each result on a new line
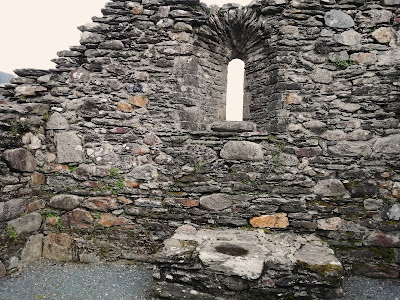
top-left (0, 0), bottom-right (400, 298)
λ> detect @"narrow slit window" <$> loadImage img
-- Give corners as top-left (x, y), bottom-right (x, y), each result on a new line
top-left (226, 59), bottom-right (245, 121)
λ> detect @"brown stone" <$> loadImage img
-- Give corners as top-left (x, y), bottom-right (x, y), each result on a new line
top-left (50, 164), bottom-right (70, 172)
top-left (2, 148), bottom-right (36, 172)
top-left (296, 147), bottom-right (322, 157)
top-left (125, 180), bottom-right (139, 188)
top-left (31, 172), bottom-right (45, 185)
top-left (118, 196), bottom-right (133, 204)
top-left (83, 197), bottom-right (118, 212)
top-left (130, 95), bottom-right (148, 108)
top-left (110, 127), bottom-right (129, 134)
top-left (163, 198), bottom-right (199, 207)
top-left (46, 216), bottom-right (60, 226)
top-left (285, 93), bottom-right (302, 105)
top-left (70, 209), bottom-right (94, 228)
top-left (43, 233), bottom-right (73, 262)
top-left (372, 27), bottom-right (393, 43)
top-left (250, 213), bottom-right (289, 228)
top-left (117, 102), bottom-right (133, 112)
top-left (26, 200), bottom-right (45, 213)
top-left (98, 214), bottom-right (128, 227)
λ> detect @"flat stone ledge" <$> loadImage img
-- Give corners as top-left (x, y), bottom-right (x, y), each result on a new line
top-left (210, 121), bottom-right (257, 132)
top-left (154, 227), bottom-right (343, 299)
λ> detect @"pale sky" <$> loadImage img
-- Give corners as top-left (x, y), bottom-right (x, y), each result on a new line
top-left (0, 0), bottom-right (250, 120)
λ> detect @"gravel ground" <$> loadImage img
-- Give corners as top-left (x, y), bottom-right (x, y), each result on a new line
top-left (0, 261), bottom-right (400, 300)
top-left (0, 261), bottom-right (153, 300)
top-left (342, 276), bottom-right (400, 300)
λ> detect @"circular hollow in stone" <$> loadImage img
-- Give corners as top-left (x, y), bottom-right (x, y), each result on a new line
top-left (215, 244), bottom-right (249, 256)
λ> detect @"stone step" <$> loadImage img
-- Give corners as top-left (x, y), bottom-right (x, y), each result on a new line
top-left (153, 226), bottom-right (343, 299)
top-left (210, 121), bottom-right (257, 132)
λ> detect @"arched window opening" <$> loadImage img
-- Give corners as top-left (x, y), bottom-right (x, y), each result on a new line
top-left (226, 59), bottom-right (245, 121)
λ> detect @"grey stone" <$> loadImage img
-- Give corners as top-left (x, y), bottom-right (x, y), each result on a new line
top-left (220, 141), bottom-right (263, 161)
top-left (2, 148), bottom-right (36, 172)
top-left (210, 121), bottom-right (256, 132)
top-left (329, 51), bottom-right (349, 62)
top-left (200, 193), bottom-right (233, 211)
top-left (7, 212), bottom-right (42, 235)
top-left (328, 141), bottom-right (372, 157)
top-left (169, 9), bottom-right (191, 18)
top-left (313, 179), bottom-right (346, 197)
top-left (387, 204), bottom-right (400, 221)
top-left (373, 134), bottom-right (400, 154)
top-left (377, 49), bottom-right (400, 66)
top-left (364, 198), bottom-right (383, 211)
top-left (347, 129), bottom-right (373, 141)
top-left (49, 194), bottom-right (82, 210)
top-left (69, 68), bottom-right (90, 83)
top-left (21, 234), bottom-right (43, 264)
top-left (0, 199), bottom-right (27, 222)
top-left (55, 132), bottom-right (83, 163)
top-left (333, 100), bottom-right (361, 113)
top-left (279, 25), bottom-right (299, 37)
top-left (324, 10), bottom-right (355, 29)
top-left (321, 130), bottom-right (347, 141)
top-left (8, 257), bottom-right (19, 270)
top-left (334, 29), bottom-right (361, 46)
top-left (279, 153), bottom-right (299, 166)
top-left (130, 164), bottom-right (158, 180)
top-left (383, 0), bottom-right (400, 5)
top-left (80, 32), bottom-right (104, 44)
top-left (46, 112), bottom-right (69, 130)
top-left (294, 244), bottom-right (342, 276)
top-left (311, 68), bottom-right (333, 83)
top-left (99, 40), bottom-right (125, 50)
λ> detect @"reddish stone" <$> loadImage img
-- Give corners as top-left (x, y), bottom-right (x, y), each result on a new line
top-left (50, 164), bottom-right (70, 172)
top-left (83, 197), bottom-right (118, 212)
top-left (31, 172), bottom-right (46, 185)
top-left (26, 200), bottom-right (45, 213)
top-left (110, 127), bottom-right (129, 134)
top-left (296, 147), bottom-right (322, 157)
top-left (46, 216), bottom-right (59, 226)
top-left (118, 197), bottom-right (133, 204)
top-left (98, 214), bottom-right (128, 227)
top-left (130, 95), bottom-right (148, 108)
top-left (125, 180), bottom-right (139, 189)
top-left (285, 93), bottom-right (302, 105)
top-left (117, 102), bottom-right (133, 112)
top-left (163, 198), bottom-right (199, 207)
top-left (43, 233), bottom-right (73, 262)
top-left (367, 266), bottom-right (399, 279)
top-left (0, 262), bottom-right (6, 278)
top-left (250, 213), bottom-right (289, 228)
top-left (70, 209), bottom-right (94, 228)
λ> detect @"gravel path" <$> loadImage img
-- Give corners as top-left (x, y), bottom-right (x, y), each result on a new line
top-left (0, 261), bottom-right (153, 300)
top-left (1, 261), bottom-right (400, 300)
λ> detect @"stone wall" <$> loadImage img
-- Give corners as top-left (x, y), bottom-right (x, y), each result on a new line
top-left (1, 0), bottom-right (400, 283)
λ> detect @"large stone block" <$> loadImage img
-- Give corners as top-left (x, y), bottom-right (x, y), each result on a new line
top-left (220, 141), bottom-right (263, 161)
top-left (43, 233), bottom-right (73, 262)
top-left (373, 134), bottom-right (400, 154)
top-left (2, 148), bottom-right (36, 172)
top-left (49, 194), bottom-right (81, 210)
top-left (55, 132), bottom-right (83, 163)
top-left (324, 9), bottom-right (355, 28)
top-left (21, 234), bottom-right (43, 264)
top-left (313, 179), bottom-right (346, 197)
top-left (7, 212), bottom-right (42, 235)
top-left (0, 199), bottom-right (27, 222)
top-left (200, 193), bottom-right (232, 211)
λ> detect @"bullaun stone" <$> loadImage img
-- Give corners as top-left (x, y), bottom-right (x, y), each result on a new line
top-left (250, 213), bottom-right (289, 228)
